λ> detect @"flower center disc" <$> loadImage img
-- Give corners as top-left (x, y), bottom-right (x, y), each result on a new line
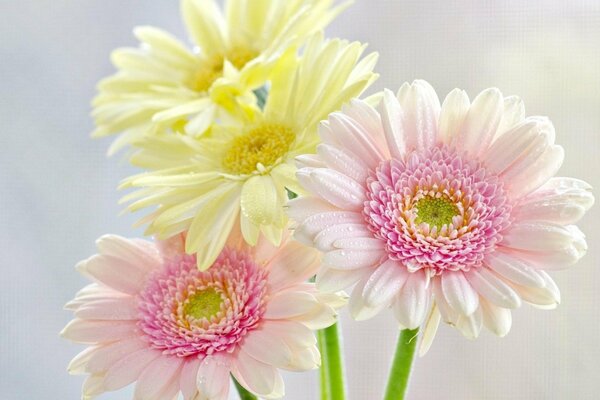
top-left (414, 196), bottom-right (459, 229)
top-left (223, 124), bottom-right (295, 174)
top-left (183, 287), bottom-right (223, 320)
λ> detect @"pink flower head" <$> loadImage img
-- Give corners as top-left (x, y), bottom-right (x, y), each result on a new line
top-left (62, 233), bottom-right (345, 399)
top-left (288, 80), bottom-right (593, 353)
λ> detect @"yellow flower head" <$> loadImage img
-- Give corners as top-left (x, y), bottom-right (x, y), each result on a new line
top-left (122, 34), bottom-right (379, 270)
top-left (92, 0), bottom-right (349, 154)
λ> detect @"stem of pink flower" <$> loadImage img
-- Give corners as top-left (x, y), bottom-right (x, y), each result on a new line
top-left (232, 376), bottom-right (258, 400)
top-left (318, 322), bottom-right (346, 400)
top-left (383, 328), bottom-right (419, 400)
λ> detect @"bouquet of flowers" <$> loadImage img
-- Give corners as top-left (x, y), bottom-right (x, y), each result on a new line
top-left (61, 1), bottom-right (594, 399)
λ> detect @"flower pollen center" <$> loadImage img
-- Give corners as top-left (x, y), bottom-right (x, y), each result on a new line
top-left (183, 287), bottom-right (222, 320)
top-left (414, 195), bottom-right (459, 230)
top-left (223, 124), bottom-right (295, 174)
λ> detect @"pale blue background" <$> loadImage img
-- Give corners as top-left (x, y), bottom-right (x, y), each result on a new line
top-left (1, 1), bottom-right (599, 399)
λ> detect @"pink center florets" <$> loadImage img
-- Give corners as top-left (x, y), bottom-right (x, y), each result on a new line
top-left (363, 146), bottom-right (512, 275)
top-left (137, 248), bottom-right (268, 358)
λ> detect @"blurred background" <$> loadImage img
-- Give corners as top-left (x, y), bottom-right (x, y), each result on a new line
top-left (1, 0), bottom-right (599, 399)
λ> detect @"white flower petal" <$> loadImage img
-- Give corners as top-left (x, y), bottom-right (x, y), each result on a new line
top-left (453, 87), bottom-right (503, 156)
top-left (314, 223), bottom-right (372, 252)
top-left (76, 254), bottom-right (148, 295)
top-left (294, 211), bottom-right (363, 246)
top-left (286, 196), bottom-right (338, 224)
top-left (232, 350), bottom-right (281, 398)
top-left (465, 268), bottom-right (521, 309)
top-left (291, 303), bottom-right (338, 330)
top-left (484, 117), bottom-right (553, 175)
top-left (180, 358), bottom-right (201, 400)
top-left (418, 305), bottom-right (441, 357)
top-left (480, 298), bottom-right (512, 337)
top-left (308, 168), bottom-right (366, 210)
top-left (502, 222), bottom-right (582, 252)
top-left (267, 242), bottom-right (320, 291)
top-left (504, 145), bottom-right (565, 199)
top-left (261, 320), bottom-right (316, 349)
top-left (60, 319), bottom-right (137, 344)
top-left (134, 356), bottom-right (183, 400)
top-left (438, 88), bottom-right (470, 145)
top-left (95, 234), bottom-right (160, 271)
top-left (327, 112), bottom-right (386, 169)
top-left (296, 154), bottom-right (326, 169)
top-left (396, 80), bottom-right (440, 152)
top-left (264, 291), bottom-right (318, 319)
top-left (333, 237), bottom-right (384, 251)
top-left (455, 306), bottom-right (483, 340)
top-left (432, 277), bottom-right (458, 324)
top-left (441, 271), bottom-right (479, 316)
top-left (516, 177), bottom-right (594, 224)
top-left (501, 227), bottom-right (587, 270)
top-left (242, 329), bottom-right (293, 368)
top-left (379, 88), bottom-right (406, 159)
top-left (316, 266), bottom-right (373, 293)
top-left (362, 259), bottom-right (409, 308)
top-left (323, 248), bottom-right (385, 270)
top-left (510, 271), bottom-right (560, 309)
top-left (392, 270), bottom-right (430, 329)
top-left (495, 95), bottom-right (525, 140)
top-left (80, 337), bottom-right (147, 374)
top-left (103, 348), bottom-right (162, 391)
top-left (484, 251), bottom-right (545, 288)
top-left (195, 354), bottom-right (232, 400)
top-left (350, 276), bottom-right (388, 320)
top-left (317, 143), bottom-right (370, 184)
top-left (286, 345), bottom-right (320, 371)
top-left (74, 296), bottom-right (138, 320)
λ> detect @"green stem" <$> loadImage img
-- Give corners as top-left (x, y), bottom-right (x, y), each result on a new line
top-left (318, 322), bottom-right (346, 400)
top-left (383, 328), bottom-right (419, 400)
top-left (232, 375), bottom-right (258, 400)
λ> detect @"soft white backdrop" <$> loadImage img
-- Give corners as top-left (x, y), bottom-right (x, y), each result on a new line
top-left (1, 1), bottom-right (599, 399)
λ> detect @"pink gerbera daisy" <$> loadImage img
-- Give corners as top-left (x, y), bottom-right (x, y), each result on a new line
top-left (62, 232), bottom-right (344, 399)
top-left (288, 80), bottom-right (593, 354)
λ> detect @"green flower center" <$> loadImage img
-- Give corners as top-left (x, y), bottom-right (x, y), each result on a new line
top-left (183, 288), bottom-right (223, 320)
top-left (414, 196), bottom-right (459, 229)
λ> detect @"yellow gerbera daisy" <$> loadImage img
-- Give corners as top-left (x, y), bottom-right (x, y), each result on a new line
top-left (92, 0), bottom-right (348, 154)
top-left (121, 34), bottom-right (379, 270)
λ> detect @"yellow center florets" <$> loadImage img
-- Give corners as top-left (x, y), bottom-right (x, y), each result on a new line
top-left (223, 124), bottom-right (296, 174)
top-left (414, 195), bottom-right (460, 230)
top-left (183, 287), bottom-right (223, 320)
top-left (190, 47), bottom-right (257, 92)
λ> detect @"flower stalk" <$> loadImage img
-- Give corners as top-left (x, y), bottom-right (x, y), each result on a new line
top-left (383, 328), bottom-right (419, 400)
top-left (318, 322), bottom-right (346, 400)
